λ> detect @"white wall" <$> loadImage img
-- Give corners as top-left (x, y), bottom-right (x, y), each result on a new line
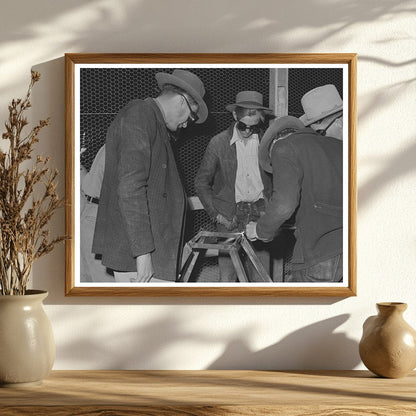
top-left (1, 0), bottom-right (415, 370)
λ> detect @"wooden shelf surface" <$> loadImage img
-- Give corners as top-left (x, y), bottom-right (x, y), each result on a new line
top-left (0, 370), bottom-right (415, 415)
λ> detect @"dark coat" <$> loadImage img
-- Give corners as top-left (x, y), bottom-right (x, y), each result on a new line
top-left (92, 98), bottom-right (185, 281)
top-left (194, 124), bottom-right (272, 221)
top-left (256, 128), bottom-right (343, 270)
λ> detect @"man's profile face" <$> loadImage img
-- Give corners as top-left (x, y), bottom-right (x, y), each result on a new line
top-left (326, 115), bottom-right (343, 140)
top-left (311, 113), bottom-right (343, 140)
top-left (167, 94), bottom-right (199, 132)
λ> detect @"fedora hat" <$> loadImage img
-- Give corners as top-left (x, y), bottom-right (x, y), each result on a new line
top-left (299, 84), bottom-right (343, 126)
top-left (259, 116), bottom-right (304, 173)
top-left (155, 69), bottom-right (208, 124)
top-left (225, 91), bottom-right (273, 113)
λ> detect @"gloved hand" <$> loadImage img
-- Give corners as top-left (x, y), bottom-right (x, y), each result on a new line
top-left (216, 214), bottom-right (237, 231)
top-left (245, 221), bottom-right (258, 241)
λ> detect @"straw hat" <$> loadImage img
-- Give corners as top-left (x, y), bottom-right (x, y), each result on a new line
top-left (259, 116), bottom-right (304, 173)
top-left (299, 84), bottom-right (343, 126)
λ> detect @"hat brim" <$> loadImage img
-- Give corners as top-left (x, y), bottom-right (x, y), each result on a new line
top-left (299, 104), bottom-right (343, 126)
top-left (226, 103), bottom-right (273, 113)
top-left (259, 116), bottom-right (304, 173)
top-left (155, 72), bottom-right (208, 124)
top-left (310, 111), bottom-right (343, 132)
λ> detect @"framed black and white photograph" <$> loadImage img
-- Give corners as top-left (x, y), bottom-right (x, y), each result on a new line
top-left (65, 53), bottom-right (356, 296)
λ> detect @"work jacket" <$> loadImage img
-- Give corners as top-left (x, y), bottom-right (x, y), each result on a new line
top-left (92, 99), bottom-right (185, 281)
top-left (256, 128), bottom-right (343, 270)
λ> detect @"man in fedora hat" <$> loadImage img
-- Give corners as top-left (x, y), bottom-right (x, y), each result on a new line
top-left (92, 69), bottom-right (208, 283)
top-left (246, 114), bottom-right (343, 282)
top-left (195, 91), bottom-right (274, 282)
top-left (300, 84), bottom-right (343, 140)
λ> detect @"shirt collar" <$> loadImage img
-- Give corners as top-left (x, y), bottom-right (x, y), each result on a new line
top-left (230, 123), bottom-right (259, 145)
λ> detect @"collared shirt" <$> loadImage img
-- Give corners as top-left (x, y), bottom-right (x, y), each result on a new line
top-left (82, 145), bottom-right (105, 198)
top-left (230, 125), bottom-right (264, 203)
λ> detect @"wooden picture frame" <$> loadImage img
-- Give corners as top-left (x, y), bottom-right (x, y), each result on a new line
top-left (65, 53), bottom-right (356, 296)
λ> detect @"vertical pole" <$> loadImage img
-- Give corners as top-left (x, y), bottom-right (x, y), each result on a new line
top-left (269, 68), bottom-right (288, 118)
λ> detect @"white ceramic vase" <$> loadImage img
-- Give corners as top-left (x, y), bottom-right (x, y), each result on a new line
top-left (0, 290), bottom-right (55, 387)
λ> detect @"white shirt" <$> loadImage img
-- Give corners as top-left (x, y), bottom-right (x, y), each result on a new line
top-left (230, 125), bottom-right (264, 203)
top-left (81, 145), bottom-right (105, 198)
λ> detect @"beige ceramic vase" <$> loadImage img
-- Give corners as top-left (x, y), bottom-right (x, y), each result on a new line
top-left (0, 290), bottom-right (55, 387)
top-left (359, 302), bottom-right (416, 378)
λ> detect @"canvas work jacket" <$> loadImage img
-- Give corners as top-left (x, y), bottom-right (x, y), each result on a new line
top-left (256, 128), bottom-right (343, 270)
top-left (92, 98), bottom-right (185, 281)
top-left (194, 124), bottom-right (272, 221)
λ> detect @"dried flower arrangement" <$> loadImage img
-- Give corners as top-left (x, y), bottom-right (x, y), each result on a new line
top-left (0, 71), bottom-right (66, 295)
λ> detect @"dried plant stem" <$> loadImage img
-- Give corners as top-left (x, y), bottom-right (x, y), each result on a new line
top-left (0, 71), bottom-right (66, 295)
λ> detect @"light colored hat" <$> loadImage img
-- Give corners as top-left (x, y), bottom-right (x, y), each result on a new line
top-left (155, 69), bottom-right (208, 124)
top-left (259, 116), bottom-right (304, 173)
top-left (225, 91), bottom-right (273, 113)
top-left (299, 84), bottom-right (343, 126)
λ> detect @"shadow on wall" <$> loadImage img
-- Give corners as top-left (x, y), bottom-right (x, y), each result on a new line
top-left (0, 0), bottom-right (413, 51)
top-left (0, 0), bottom-right (415, 96)
top-left (356, 54), bottom-right (416, 209)
top-left (30, 57), bottom-right (67, 301)
top-left (53, 308), bottom-right (359, 370)
top-left (207, 314), bottom-right (360, 370)
top-left (54, 310), bottom-right (203, 369)
top-left (358, 138), bottom-right (416, 209)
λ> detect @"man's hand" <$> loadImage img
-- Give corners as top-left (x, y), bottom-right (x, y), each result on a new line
top-left (216, 214), bottom-right (237, 231)
top-left (245, 221), bottom-right (258, 241)
top-left (135, 253), bottom-right (154, 282)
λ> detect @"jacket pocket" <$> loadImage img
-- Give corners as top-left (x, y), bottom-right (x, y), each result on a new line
top-left (313, 201), bottom-right (342, 218)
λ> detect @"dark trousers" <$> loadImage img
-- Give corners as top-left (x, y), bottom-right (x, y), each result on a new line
top-left (287, 254), bottom-right (343, 283)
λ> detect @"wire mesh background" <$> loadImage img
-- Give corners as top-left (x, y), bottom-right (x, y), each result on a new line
top-left (80, 67), bottom-right (342, 282)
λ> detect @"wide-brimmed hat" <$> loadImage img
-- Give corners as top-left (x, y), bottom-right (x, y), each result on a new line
top-left (225, 91), bottom-right (273, 113)
top-left (299, 84), bottom-right (343, 126)
top-left (259, 116), bottom-right (304, 173)
top-left (155, 69), bottom-right (208, 124)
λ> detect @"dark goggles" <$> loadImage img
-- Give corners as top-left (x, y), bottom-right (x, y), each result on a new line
top-left (236, 121), bottom-right (262, 134)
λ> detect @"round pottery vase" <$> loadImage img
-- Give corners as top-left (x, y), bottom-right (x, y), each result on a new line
top-left (359, 302), bottom-right (416, 378)
top-left (0, 290), bottom-right (55, 387)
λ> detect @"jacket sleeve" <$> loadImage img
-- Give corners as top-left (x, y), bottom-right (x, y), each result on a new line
top-left (117, 107), bottom-right (155, 258)
top-left (194, 140), bottom-right (220, 219)
top-left (256, 140), bottom-right (303, 241)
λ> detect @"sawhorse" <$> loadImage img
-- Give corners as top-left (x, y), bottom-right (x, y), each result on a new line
top-left (177, 231), bottom-right (273, 283)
